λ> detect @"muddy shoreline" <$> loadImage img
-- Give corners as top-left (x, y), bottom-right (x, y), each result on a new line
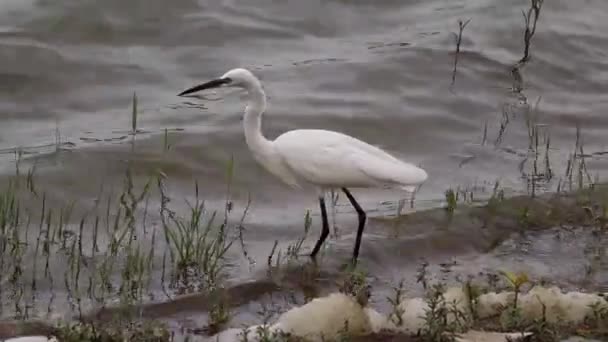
top-left (2, 184), bottom-right (606, 340)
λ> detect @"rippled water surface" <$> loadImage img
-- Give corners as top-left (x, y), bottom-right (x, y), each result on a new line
top-left (1, 0), bottom-right (608, 338)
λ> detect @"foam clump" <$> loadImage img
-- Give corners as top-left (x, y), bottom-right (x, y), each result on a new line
top-left (272, 292), bottom-right (372, 339)
top-left (518, 286), bottom-right (607, 324)
top-left (476, 291), bottom-right (514, 319)
top-left (389, 284), bottom-right (607, 334)
top-left (468, 285), bottom-right (607, 325)
top-left (213, 285), bottom-right (607, 341)
top-left (393, 297), bottom-right (427, 333)
top-left (455, 330), bottom-right (532, 342)
top-left (215, 292), bottom-right (374, 341)
top-left (363, 307), bottom-right (391, 333)
top-left (3, 337), bottom-right (58, 342)
top-left (390, 285), bottom-right (471, 334)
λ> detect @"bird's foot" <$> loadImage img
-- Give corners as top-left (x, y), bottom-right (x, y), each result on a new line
top-left (309, 253), bottom-right (319, 264)
top-left (308, 254), bottom-right (319, 268)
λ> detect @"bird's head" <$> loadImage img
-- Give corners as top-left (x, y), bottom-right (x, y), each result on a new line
top-left (178, 68), bottom-right (261, 97)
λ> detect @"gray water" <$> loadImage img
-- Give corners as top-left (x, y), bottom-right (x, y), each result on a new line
top-left (1, 0), bottom-right (608, 337)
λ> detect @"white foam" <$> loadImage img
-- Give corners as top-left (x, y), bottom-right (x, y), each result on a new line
top-left (364, 307), bottom-right (390, 333)
top-left (396, 297), bottom-right (427, 333)
top-left (393, 285), bottom-right (471, 334)
top-left (211, 286), bottom-right (607, 341)
top-left (455, 330), bottom-right (532, 342)
top-left (271, 292), bottom-right (372, 339)
top-left (476, 291), bottom-right (514, 319)
top-left (211, 292), bottom-right (373, 341)
top-left (3, 337), bottom-right (58, 342)
top-left (518, 286), bottom-right (607, 324)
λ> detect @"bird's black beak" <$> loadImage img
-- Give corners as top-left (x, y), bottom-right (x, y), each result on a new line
top-left (177, 77), bottom-right (232, 97)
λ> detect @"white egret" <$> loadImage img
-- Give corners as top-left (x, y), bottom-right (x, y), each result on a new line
top-left (178, 68), bottom-right (428, 265)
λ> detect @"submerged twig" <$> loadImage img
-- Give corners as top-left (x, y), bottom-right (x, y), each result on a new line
top-left (451, 18), bottom-right (472, 87)
top-left (520, 0), bottom-right (544, 64)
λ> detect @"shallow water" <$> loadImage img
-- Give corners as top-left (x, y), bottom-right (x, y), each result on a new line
top-left (1, 0), bottom-right (608, 338)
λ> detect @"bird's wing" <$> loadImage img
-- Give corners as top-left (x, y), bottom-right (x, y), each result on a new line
top-left (274, 130), bottom-right (427, 188)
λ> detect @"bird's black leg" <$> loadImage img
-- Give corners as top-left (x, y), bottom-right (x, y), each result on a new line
top-left (310, 196), bottom-right (330, 260)
top-left (342, 188), bottom-right (366, 266)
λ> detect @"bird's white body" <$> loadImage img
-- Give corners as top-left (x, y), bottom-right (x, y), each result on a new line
top-left (273, 129), bottom-right (427, 190)
top-left (178, 67), bottom-right (428, 264)
top-left (227, 68), bottom-right (427, 193)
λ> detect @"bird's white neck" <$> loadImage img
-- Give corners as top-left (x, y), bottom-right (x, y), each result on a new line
top-left (243, 84), bottom-right (273, 157)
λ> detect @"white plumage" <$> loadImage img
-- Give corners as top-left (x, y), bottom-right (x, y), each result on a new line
top-left (178, 68), bottom-right (427, 265)
top-left (274, 129), bottom-right (428, 189)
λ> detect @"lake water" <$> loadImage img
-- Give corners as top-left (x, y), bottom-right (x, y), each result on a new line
top-left (0, 0), bottom-right (607, 338)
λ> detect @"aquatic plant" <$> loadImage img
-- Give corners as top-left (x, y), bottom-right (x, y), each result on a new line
top-left (451, 18), bottom-right (471, 86)
top-left (444, 189), bottom-right (457, 216)
top-left (416, 260), bottom-right (430, 290)
top-left (54, 320), bottom-right (171, 342)
top-left (462, 279), bottom-right (482, 322)
top-left (421, 283), bottom-right (457, 342)
top-left (387, 279), bottom-right (406, 327)
top-left (520, 0), bottom-right (544, 63)
top-left (500, 271), bottom-right (530, 308)
top-left (160, 178), bottom-right (234, 291)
